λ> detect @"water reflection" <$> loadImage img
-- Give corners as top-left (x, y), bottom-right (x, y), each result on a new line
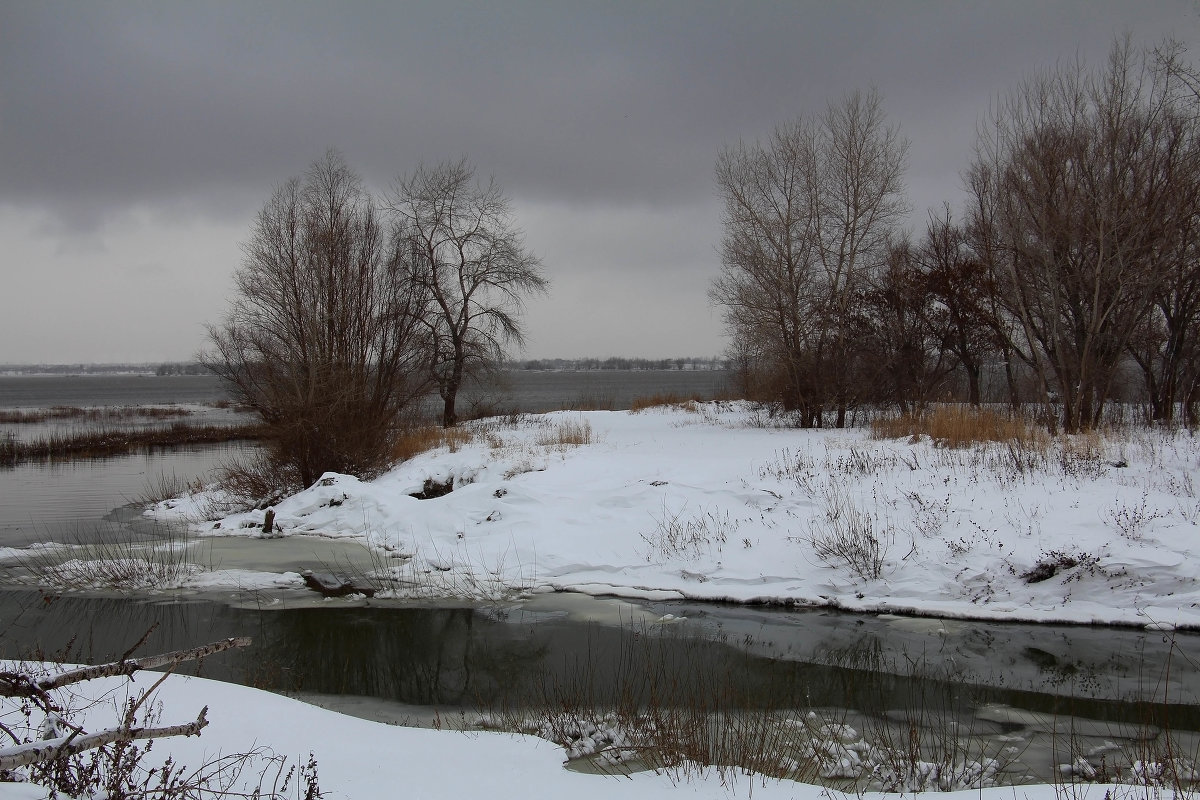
top-left (1, 589), bottom-right (1198, 785)
top-left (0, 590), bottom-right (1194, 726)
top-left (0, 444), bottom-right (255, 546)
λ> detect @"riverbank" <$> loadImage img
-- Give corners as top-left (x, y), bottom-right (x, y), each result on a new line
top-left (3, 663), bottom-right (1150, 800)
top-left (147, 402), bottom-right (1200, 630)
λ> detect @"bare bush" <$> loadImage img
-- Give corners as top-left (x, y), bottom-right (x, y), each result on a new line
top-left (1102, 493), bottom-right (1166, 541)
top-left (807, 481), bottom-right (891, 580)
top-left (206, 151), bottom-right (430, 489)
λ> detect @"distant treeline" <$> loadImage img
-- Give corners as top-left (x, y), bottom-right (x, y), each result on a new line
top-left (513, 357), bottom-right (729, 371)
top-left (153, 363), bottom-right (211, 376)
top-left (0, 363), bottom-right (172, 376)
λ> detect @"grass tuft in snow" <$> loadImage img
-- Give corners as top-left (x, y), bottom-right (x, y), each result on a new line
top-left (7, 522), bottom-right (210, 591)
top-left (639, 502), bottom-right (737, 561)
top-left (534, 417), bottom-right (593, 448)
top-left (805, 480), bottom-right (892, 581)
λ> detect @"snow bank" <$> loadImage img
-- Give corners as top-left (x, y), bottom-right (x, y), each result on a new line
top-left (148, 403), bottom-right (1200, 629)
top-left (0, 665), bottom-right (1140, 800)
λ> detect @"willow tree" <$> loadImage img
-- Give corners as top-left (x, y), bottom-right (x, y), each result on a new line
top-left (206, 151), bottom-right (430, 488)
top-left (388, 159), bottom-right (548, 427)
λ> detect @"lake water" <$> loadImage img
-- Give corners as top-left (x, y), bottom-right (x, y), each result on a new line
top-left (0, 370), bottom-right (730, 413)
top-left (0, 372), bottom-right (1197, 786)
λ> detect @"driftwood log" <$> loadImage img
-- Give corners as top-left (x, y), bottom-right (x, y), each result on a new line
top-left (0, 707), bottom-right (209, 771)
top-left (301, 570), bottom-right (376, 597)
top-left (0, 637), bottom-right (252, 698)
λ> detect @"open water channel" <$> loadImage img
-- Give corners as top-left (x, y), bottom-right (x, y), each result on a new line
top-left (0, 372), bottom-right (1197, 786)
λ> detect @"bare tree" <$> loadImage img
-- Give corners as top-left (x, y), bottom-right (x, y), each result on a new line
top-left (863, 237), bottom-right (958, 413)
top-left (387, 159), bottom-right (548, 428)
top-left (711, 89), bottom-right (908, 426)
top-left (968, 39), bottom-right (1197, 432)
top-left (206, 151), bottom-right (430, 489)
top-left (913, 208), bottom-right (1002, 406)
top-left (1127, 43), bottom-right (1200, 425)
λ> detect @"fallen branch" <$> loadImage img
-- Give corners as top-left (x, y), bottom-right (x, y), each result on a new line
top-left (0, 707), bottom-right (208, 771)
top-left (0, 637), bottom-right (252, 698)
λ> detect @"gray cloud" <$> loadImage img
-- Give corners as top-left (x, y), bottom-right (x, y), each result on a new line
top-left (2, 1), bottom-right (1198, 361)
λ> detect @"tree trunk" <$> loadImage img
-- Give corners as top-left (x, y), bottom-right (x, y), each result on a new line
top-left (441, 361), bottom-right (464, 428)
top-left (964, 360), bottom-right (982, 407)
top-left (441, 390), bottom-right (458, 428)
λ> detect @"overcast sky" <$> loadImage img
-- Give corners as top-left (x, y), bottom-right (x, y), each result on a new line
top-left (2, 1), bottom-right (1199, 363)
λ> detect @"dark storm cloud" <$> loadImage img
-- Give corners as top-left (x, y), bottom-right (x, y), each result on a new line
top-left (2, 1), bottom-right (1199, 361)
top-left (6, 0), bottom-right (1195, 229)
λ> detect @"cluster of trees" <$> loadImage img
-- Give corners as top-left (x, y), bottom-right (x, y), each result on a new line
top-left (713, 40), bottom-right (1200, 432)
top-left (153, 362), bottom-right (209, 376)
top-left (206, 152), bottom-right (546, 488)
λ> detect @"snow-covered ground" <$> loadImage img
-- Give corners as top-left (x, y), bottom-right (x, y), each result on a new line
top-left (5, 403), bottom-right (1200, 797)
top-left (148, 402), bottom-right (1200, 630)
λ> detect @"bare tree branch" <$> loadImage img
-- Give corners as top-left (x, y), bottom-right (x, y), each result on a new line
top-left (0, 637), bottom-right (252, 698)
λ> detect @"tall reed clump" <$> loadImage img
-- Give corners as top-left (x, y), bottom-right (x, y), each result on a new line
top-left (488, 623), bottom-right (823, 787)
top-left (871, 404), bottom-right (1049, 450)
top-left (0, 405), bottom-right (194, 424)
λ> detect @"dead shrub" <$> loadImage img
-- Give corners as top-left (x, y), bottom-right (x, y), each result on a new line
top-left (216, 453), bottom-right (301, 511)
top-left (807, 481), bottom-right (892, 581)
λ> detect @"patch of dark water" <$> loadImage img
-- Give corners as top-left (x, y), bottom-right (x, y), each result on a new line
top-left (0, 444), bottom-right (256, 547)
top-left (0, 374), bottom-right (229, 408)
top-left (0, 588), bottom-right (1194, 785)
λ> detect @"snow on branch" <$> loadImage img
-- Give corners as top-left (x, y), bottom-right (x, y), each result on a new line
top-left (0, 707), bottom-right (208, 771)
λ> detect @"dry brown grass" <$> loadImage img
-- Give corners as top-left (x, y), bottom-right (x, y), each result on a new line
top-left (0, 405), bottom-right (194, 424)
top-left (871, 404), bottom-right (1049, 450)
top-left (629, 392), bottom-right (705, 412)
top-left (390, 425), bottom-right (476, 462)
top-left (535, 418), bottom-right (593, 447)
